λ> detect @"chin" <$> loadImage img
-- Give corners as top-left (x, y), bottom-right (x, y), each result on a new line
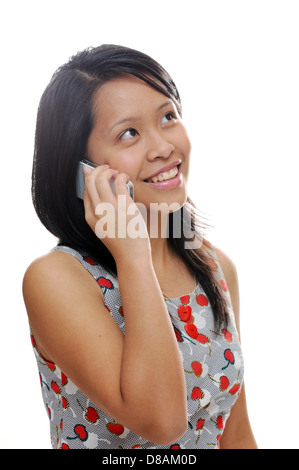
top-left (137, 188), bottom-right (188, 215)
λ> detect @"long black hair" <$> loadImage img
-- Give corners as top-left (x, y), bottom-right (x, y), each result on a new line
top-left (32, 44), bottom-right (228, 330)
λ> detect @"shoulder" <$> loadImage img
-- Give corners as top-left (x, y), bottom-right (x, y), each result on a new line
top-left (204, 241), bottom-right (241, 331)
top-left (23, 249), bottom-right (83, 284)
top-left (22, 250), bottom-right (125, 383)
top-left (202, 239), bottom-right (238, 286)
top-left (212, 245), bottom-right (239, 288)
top-left (23, 249), bottom-right (104, 304)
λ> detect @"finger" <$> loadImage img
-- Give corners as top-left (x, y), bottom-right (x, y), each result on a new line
top-left (82, 185), bottom-right (97, 229)
top-left (82, 164), bottom-right (107, 206)
top-left (93, 168), bottom-right (119, 202)
top-left (83, 173), bottom-right (101, 208)
top-left (84, 165), bottom-right (116, 206)
top-left (113, 173), bottom-right (131, 196)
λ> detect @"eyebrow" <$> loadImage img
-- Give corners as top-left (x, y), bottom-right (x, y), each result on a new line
top-left (109, 99), bottom-right (174, 133)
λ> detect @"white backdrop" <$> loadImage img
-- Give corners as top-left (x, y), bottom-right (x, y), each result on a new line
top-left (1, 0), bottom-right (298, 449)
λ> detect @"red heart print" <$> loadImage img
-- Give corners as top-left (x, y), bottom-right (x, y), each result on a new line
top-left (74, 424), bottom-right (88, 441)
top-left (85, 407), bottom-right (100, 424)
top-left (196, 294), bottom-right (208, 306)
top-left (178, 305), bottom-right (192, 322)
top-left (191, 387), bottom-right (204, 400)
top-left (191, 361), bottom-right (203, 377)
top-left (184, 323), bottom-right (198, 339)
top-left (107, 422), bottom-right (124, 435)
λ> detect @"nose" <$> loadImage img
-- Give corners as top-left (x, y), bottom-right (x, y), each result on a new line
top-left (146, 130), bottom-right (175, 161)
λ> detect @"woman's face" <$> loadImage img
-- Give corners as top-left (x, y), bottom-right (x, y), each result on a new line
top-left (87, 75), bottom-right (191, 209)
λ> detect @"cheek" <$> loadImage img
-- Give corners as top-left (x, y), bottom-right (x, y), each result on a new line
top-left (90, 146), bottom-right (136, 176)
top-left (181, 128), bottom-right (192, 157)
top-left (177, 130), bottom-right (191, 175)
top-left (174, 123), bottom-right (191, 158)
top-left (106, 152), bottom-right (141, 183)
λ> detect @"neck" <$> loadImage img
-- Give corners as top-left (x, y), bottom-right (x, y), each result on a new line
top-left (147, 209), bottom-right (172, 263)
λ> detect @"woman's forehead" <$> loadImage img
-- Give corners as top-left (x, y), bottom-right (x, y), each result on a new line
top-left (92, 75), bottom-right (175, 128)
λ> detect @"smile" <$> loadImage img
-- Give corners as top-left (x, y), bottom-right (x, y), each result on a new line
top-left (145, 164), bottom-right (183, 190)
top-left (148, 165), bottom-right (179, 183)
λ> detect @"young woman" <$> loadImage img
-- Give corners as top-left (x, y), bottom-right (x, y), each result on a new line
top-left (23, 44), bottom-right (257, 449)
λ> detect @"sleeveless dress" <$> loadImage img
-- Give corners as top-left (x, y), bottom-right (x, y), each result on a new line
top-left (30, 244), bottom-right (244, 449)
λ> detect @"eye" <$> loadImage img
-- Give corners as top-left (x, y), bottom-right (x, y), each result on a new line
top-left (161, 111), bottom-right (177, 125)
top-left (119, 128), bottom-right (139, 141)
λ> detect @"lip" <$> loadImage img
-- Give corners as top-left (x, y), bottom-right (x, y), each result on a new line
top-left (145, 164), bottom-right (183, 190)
top-left (144, 160), bottom-right (182, 182)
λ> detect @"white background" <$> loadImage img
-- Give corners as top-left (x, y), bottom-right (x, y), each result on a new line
top-left (1, 0), bottom-right (298, 449)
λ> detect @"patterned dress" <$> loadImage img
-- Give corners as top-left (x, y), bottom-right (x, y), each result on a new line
top-left (30, 244), bottom-right (244, 449)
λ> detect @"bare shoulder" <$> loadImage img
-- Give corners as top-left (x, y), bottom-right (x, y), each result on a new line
top-left (23, 249), bottom-right (101, 297)
top-left (24, 249), bottom-right (86, 281)
top-left (212, 245), bottom-right (238, 287)
top-left (22, 249), bottom-right (117, 368)
top-left (208, 243), bottom-right (241, 331)
top-left (22, 249), bottom-right (105, 332)
top-left (202, 239), bottom-right (238, 285)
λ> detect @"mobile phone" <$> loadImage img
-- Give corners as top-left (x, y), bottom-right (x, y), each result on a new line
top-left (76, 159), bottom-right (134, 200)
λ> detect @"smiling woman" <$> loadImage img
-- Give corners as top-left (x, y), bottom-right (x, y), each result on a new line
top-left (86, 75), bottom-right (190, 208)
top-left (23, 44), bottom-right (257, 449)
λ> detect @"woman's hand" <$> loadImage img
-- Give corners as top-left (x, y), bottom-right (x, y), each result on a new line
top-left (82, 164), bottom-right (151, 261)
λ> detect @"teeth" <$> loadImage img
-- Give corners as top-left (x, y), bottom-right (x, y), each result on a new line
top-left (150, 166), bottom-right (178, 183)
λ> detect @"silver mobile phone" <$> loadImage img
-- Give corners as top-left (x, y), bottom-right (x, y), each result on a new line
top-left (76, 159), bottom-right (134, 200)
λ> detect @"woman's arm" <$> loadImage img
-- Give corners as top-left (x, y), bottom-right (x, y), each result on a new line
top-left (23, 249), bottom-right (187, 445)
top-left (214, 247), bottom-right (258, 449)
top-left (23, 166), bottom-right (187, 445)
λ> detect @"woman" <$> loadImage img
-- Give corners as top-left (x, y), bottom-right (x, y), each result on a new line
top-left (23, 44), bottom-right (257, 449)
